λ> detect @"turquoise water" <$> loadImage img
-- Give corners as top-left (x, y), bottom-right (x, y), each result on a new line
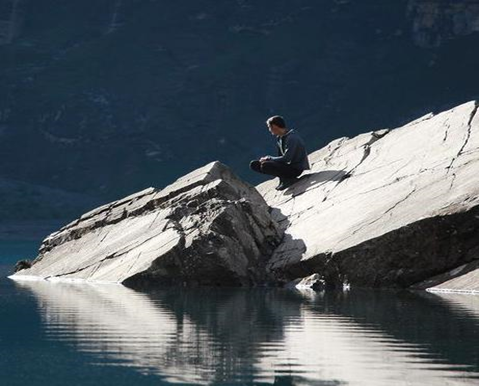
top-left (0, 239), bottom-right (40, 265)
top-left (1, 242), bottom-right (479, 386)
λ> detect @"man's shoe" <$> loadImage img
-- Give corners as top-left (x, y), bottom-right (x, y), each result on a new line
top-left (275, 177), bottom-right (298, 191)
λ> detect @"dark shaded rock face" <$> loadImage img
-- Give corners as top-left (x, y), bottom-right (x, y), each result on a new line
top-left (10, 161), bottom-right (283, 287)
top-left (257, 100), bottom-right (479, 292)
top-left (14, 259), bottom-right (32, 272)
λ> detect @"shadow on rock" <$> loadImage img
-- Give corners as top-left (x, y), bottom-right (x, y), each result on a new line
top-left (282, 170), bottom-right (350, 197)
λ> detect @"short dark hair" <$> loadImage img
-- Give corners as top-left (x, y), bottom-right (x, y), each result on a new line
top-left (266, 115), bottom-right (286, 128)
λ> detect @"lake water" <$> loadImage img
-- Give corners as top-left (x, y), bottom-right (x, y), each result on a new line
top-left (1, 241), bottom-right (479, 386)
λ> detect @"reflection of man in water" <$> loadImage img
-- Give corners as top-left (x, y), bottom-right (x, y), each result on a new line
top-left (250, 115), bottom-right (310, 190)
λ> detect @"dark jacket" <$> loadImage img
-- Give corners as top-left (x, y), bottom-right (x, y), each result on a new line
top-left (269, 129), bottom-right (311, 171)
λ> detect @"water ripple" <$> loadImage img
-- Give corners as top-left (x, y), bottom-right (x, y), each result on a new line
top-left (10, 281), bottom-right (479, 385)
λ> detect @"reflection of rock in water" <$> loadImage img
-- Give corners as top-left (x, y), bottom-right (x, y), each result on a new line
top-left (429, 291), bottom-right (479, 320)
top-left (148, 287), bottom-right (305, 383)
top-left (298, 290), bottom-right (479, 375)
top-left (14, 281), bottom-right (299, 385)
top-left (15, 281), bottom-right (218, 384)
top-left (414, 291), bottom-right (479, 366)
top-left (15, 281), bottom-right (479, 385)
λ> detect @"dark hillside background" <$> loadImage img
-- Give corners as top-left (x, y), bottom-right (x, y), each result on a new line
top-left (1, 0), bottom-right (479, 224)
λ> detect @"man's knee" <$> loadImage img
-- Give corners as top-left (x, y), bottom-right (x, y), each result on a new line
top-left (250, 160), bottom-right (261, 172)
top-left (260, 160), bottom-right (281, 176)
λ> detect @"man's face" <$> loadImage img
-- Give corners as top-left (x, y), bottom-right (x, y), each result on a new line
top-left (267, 123), bottom-right (283, 136)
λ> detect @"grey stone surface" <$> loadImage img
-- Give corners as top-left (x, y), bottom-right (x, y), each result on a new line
top-left (412, 260), bottom-right (479, 294)
top-left (10, 161), bottom-right (283, 287)
top-left (257, 100), bottom-right (479, 290)
top-left (284, 273), bottom-right (326, 291)
top-left (9, 100), bottom-right (479, 292)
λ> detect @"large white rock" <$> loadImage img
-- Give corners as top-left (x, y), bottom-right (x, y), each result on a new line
top-left (9, 100), bottom-right (479, 292)
top-left (10, 161), bottom-right (283, 287)
top-left (257, 100), bottom-right (479, 289)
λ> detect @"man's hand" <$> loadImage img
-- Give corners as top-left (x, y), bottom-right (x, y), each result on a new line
top-left (260, 156), bottom-right (272, 163)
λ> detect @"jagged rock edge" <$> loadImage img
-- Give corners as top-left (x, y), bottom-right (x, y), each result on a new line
top-left (269, 204), bottom-right (479, 289)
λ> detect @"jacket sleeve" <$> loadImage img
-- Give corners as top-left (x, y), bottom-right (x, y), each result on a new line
top-left (269, 136), bottom-right (298, 164)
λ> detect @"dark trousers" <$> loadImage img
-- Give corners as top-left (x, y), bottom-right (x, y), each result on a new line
top-left (250, 159), bottom-right (302, 179)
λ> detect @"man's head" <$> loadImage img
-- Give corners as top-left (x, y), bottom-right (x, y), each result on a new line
top-left (266, 115), bottom-right (287, 136)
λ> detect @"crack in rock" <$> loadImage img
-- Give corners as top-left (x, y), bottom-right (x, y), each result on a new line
top-left (349, 129), bottom-right (391, 175)
top-left (321, 130), bottom-right (391, 202)
top-left (125, 252), bottom-right (143, 277)
top-left (350, 184), bottom-right (418, 237)
top-left (442, 118), bottom-right (450, 142)
top-left (44, 231), bottom-right (175, 280)
top-left (323, 137), bottom-right (348, 165)
top-left (44, 252), bottom-right (118, 280)
top-left (447, 101), bottom-right (478, 171)
top-left (448, 172), bottom-right (457, 191)
top-left (404, 112), bottom-right (435, 128)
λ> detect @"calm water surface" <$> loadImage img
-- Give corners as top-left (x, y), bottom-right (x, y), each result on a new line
top-left (1, 242), bottom-right (478, 386)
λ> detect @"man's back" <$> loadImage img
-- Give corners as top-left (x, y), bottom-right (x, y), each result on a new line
top-left (275, 129), bottom-right (310, 171)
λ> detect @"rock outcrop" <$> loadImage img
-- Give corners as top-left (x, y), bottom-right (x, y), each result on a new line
top-left (284, 273), bottom-right (326, 292)
top-left (411, 260), bottom-right (479, 294)
top-left (258, 100), bottom-right (479, 291)
top-left (10, 161), bottom-right (283, 287)
top-left (407, 0), bottom-right (479, 47)
top-left (10, 100), bottom-right (479, 293)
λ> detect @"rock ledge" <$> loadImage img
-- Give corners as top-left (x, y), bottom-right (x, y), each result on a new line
top-left (10, 100), bottom-right (479, 293)
top-left (11, 161), bottom-right (283, 287)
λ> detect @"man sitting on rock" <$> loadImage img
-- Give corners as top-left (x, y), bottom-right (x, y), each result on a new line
top-left (250, 115), bottom-right (310, 190)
